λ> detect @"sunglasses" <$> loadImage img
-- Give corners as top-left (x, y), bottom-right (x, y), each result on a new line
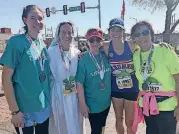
top-left (134, 29), bottom-right (150, 37)
top-left (88, 37), bottom-right (102, 43)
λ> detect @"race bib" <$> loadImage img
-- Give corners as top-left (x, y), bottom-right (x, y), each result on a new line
top-left (144, 77), bottom-right (163, 92)
top-left (116, 75), bottom-right (133, 89)
top-left (148, 84), bottom-right (162, 92)
top-left (63, 76), bottom-right (76, 95)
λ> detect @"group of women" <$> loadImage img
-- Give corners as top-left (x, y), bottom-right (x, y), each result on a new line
top-left (1, 4), bottom-right (179, 134)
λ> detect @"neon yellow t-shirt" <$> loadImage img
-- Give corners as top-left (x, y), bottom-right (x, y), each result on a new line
top-left (133, 44), bottom-right (179, 111)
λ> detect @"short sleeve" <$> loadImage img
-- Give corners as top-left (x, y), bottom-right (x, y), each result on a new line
top-left (0, 38), bottom-right (21, 69)
top-left (75, 59), bottom-right (86, 84)
top-left (133, 49), bottom-right (140, 71)
top-left (165, 48), bottom-right (179, 75)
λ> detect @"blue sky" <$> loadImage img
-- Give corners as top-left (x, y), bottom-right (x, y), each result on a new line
top-left (1, 0), bottom-right (179, 36)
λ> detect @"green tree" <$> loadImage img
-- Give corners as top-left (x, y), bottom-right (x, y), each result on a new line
top-left (132, 0), bottom-right (179, 43)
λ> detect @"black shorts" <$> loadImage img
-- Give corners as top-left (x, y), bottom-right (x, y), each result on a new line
top-left (111, 91), bottom-right (139, 101)
top-left (144, 111), bottom-right (176, 134)
top-left (88, 107), bottom-right (110, 134)
top-left (15, 118), bottom-right (49, 134)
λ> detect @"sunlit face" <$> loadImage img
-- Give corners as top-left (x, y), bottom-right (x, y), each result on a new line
top-left (133, 25), bottom-right (152, 49)
top-left (59, 24), bottom-right (73, 49)
top-left (23, 9), bottom-right (44, 34)
top-left (109, 26), bottom-right (124, 41)
top-left (88, 36), bottom-right (102, 50)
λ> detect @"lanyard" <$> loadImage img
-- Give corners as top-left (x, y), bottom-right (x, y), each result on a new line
top-left (59, 46), bottom-right (71, 80)
top-left (89, 52), bottom-right (105, 80)
top-left (140, 45), bottom-right (154, 81)
top-left (25, 34), bottom-right (45, 72)
top-left (39, 52), bottom-right (46, 72)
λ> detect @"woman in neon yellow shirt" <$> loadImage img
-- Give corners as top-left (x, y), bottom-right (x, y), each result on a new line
top-left (131, 21), bottom-right (179, 134)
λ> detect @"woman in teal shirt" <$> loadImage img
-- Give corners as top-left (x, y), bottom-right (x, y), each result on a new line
top-left (76, 28), bottom-right (111, 134)
top-left (0, 5), bottom-right (50, 134)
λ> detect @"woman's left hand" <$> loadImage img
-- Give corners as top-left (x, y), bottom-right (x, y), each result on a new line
top-left (174, 105), bottom-right (179, 121)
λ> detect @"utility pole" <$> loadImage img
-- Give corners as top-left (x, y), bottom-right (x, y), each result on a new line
top-left (51, 26), bottom-right (53, 38)
top-left (98, 0), bottom-right (101, 28)
top-left (45, 25), bottom-right (47, 39)
top-left (76, 27), bottom-right (80, 47)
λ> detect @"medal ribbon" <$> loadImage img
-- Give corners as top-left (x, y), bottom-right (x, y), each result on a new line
top-left (140, 45), bottom-right (154, 81)
top-left (25, 34), bottom-right (45, 73)
top-left (89, 52), bottom-right (105, 80)
top-left (59, 46), bottom-right (71, 80)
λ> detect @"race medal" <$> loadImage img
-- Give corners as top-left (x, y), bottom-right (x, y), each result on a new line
top-left (89, 52), bottom-right (106, 90)
top-left (63, 77), bottom-right (76, 95)
top-left (99, 80), bottom-right (105, 90)
top-left (99, 70), bottom-right (105, 90)
top-left (39, 72), bottom-right (46, 82)
top-left (142, 82), bottom-right (148, 91)
top-left (26, 34), bottom-right (47, 83)
top-left (100, 70), bottom-right (104, 80)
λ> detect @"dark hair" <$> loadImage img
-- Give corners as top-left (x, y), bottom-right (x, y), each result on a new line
top-left (22, 5), bottom-right (44, 33)
top-left (86, 28), bottom-right (103, 37)
top-left (57, 21), bottom-right (74, 36)
top-left (131, 21), bottom-right (155, 41)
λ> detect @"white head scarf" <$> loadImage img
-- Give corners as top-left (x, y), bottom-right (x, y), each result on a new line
top-left (50, 22), bottom-right (76, 47)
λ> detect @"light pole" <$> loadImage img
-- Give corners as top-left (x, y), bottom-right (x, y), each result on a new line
top-left (46, 2), bottom-right (102, 28)
top-left (76, 27), bottom-right (79, 47)
top-left (98, 0), bottom-right (101, 28)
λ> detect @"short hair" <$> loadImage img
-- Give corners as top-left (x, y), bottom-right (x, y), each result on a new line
top-left (131, 21), bottom-right (155, 41)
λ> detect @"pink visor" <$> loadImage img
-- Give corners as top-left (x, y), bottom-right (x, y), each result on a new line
top-left (86, 30), bottom-right (103, 40)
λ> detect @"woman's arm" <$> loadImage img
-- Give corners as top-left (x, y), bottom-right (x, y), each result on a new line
top-left (174, 74), bottom-right (179, 104)
top-left (173, 74), bottom-right (179, 121)
top-left (76, 82), bottom-right (89, 118)
top-left (127, 40), bottom-right (136, 53)
top-left (102, 41), bottom-right (110, 55)
top-left (2, 66), bottom-right (19, 112)
top-left (2, 65), bottom-right (24, 128)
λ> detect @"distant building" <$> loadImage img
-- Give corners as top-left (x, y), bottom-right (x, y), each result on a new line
top-left (0, 28), bottom-right (13, 52)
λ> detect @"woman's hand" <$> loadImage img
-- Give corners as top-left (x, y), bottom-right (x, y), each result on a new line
top-left (174, 105), bottom-right (179, 121)
top-left (11, 112), bottom-right (24, 128)
top-left (79, 101), bottom-right (89, 118)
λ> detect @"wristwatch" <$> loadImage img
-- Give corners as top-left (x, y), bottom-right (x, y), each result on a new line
top-left (11, 110), bottom-right (20, 115)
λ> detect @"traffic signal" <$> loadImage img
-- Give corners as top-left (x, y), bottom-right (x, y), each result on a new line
top-left (63, 5), bottom-right (68, 15)
top-left (46, 8), bottom-right (50, 17)
top-left (80, 2), bottom-right (85, 13)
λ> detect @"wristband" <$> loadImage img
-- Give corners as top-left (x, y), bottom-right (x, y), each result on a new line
top-left (11, 110), bottom-right (20, 115)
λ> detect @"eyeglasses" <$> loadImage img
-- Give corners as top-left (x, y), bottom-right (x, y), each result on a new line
top-left (134, 29), bottom-right (150, 37)
top-left (88, 37), bottom-right (102, 43)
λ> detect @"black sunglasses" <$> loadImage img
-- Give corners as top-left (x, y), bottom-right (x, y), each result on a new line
top-left (88, 37), bottom-right (102, 43)
top-left (134, 29), bottom-right (150, 38)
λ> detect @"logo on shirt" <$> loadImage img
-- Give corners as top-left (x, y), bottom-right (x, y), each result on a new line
top-left (140, 60), bottom-right (155, 76)
top-left (111, 60), bottom-right (134, 75)
top-left (27, 48), bottom-right (47, 61)
top-left (109, 53), bottom-right (114, 58)
top-left (91, 68), bottom-right (111, 77)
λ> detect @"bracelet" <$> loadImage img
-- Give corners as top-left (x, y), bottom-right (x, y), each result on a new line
top-left (11, 110), bottom-right (20, 115)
